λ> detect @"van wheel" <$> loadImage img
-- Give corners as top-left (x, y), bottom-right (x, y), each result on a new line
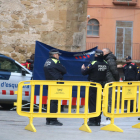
top-left (1, 104), bottom-right (14, 110)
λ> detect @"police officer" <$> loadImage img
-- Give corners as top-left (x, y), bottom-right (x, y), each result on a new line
top-left (44, 49), bottom-right (67, 126)
top-left (81, 49), bottom-right (108, 126)
top-left (123, 55), bottom-right (139, 112)
top-left (123, 56), bottom-right (139, 81)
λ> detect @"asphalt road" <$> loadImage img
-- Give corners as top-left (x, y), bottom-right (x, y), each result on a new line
top-left (0, 107), bottom-right (140, 140)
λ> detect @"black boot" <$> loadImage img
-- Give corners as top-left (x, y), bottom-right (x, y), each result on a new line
top-left (87, 121), bottom-right (96, 126)
top-left (47, 120), bottom-right (63, 126)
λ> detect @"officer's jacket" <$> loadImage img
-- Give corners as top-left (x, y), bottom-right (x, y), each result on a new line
top-left (136, 68), bottom-right (140, 81)
top-left (123, 62), bottom-right (139, 81)
top-left (44, 57), bottom-right (66, 80)
top-left (103, 52), bottom-right (119, 82)
top-left (81, 58), bottom-right (108, 82)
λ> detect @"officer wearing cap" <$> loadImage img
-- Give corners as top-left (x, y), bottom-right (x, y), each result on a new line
top-left (123, 56), bottom-right (139, 81)
top-left (123, 55), bottom-right (139, 112)
top-left (81, 49), bottom-right (108, 126)
top-left (44, 49), bottom-right (66, 126)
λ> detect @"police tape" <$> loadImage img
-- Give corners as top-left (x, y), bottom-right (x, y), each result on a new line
top-left (34, 95), bottom-right (85, 105)
top-left (1, 90), bottom-right (29, 96)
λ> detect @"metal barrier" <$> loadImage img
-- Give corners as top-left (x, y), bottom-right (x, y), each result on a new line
top-left (86, 42), bottom-right (140, 61)
top-left (101, 82), bottom-right (140, 132)
top-left (14, 80), bottom-right (102, 133)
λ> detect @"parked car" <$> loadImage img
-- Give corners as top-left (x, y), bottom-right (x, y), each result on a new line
top-left (0, 54), bottom-right (32, 109)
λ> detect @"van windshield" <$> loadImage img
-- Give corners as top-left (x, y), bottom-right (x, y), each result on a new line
top-left (0, 58), bottom-right (21, 73)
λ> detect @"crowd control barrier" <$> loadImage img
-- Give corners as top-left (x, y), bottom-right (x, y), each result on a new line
top-left (14, 80), bottom-right (102, 133)
top-left (101, 82), bottom-right (140, 132)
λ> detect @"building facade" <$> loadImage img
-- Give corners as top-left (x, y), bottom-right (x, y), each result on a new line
top-left (86, 0), bottom-right (140, 62)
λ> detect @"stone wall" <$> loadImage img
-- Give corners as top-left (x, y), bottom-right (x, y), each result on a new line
top-left (0, 0), bottom-right (88, 63)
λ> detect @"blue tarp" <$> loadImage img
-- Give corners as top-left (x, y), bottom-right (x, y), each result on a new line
top-left (33, 41), bottom-right (97, 97)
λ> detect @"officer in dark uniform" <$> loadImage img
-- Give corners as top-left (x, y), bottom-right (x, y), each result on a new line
top-left (81, 49), bottom-right (108, 126)
top-left (123, 55), bottom-right (139, 112)
top-left (44, 49), bottom-right (67, 126)
top-left (123, 56), bottom-right (139, 81)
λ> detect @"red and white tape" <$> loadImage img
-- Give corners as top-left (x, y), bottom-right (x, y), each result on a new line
top-left (34, 96), bottom-right (85, 105)
top-left (1, 90), bottom-right (29, 96)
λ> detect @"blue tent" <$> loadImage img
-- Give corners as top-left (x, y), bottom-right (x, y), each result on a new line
top-left (33, 41), bottom-right (97, 98)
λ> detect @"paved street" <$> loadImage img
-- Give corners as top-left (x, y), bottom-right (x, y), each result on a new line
top-left (0, 108), bottom-right (140, 140)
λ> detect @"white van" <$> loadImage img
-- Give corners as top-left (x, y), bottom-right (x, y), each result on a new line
top-left (0, 54), bottom-right (32, 109)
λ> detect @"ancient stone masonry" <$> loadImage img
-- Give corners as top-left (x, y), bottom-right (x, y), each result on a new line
top-left (0, 0), bottom-right (87, 63)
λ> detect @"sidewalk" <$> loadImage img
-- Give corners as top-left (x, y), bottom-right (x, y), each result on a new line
top-left (0, 109), bottom-right (140, 140)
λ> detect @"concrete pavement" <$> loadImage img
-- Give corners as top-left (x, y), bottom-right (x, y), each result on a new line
top-left (0, 109), bottom-right (140, 140)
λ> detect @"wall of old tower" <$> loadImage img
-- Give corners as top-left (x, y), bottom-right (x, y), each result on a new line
top-left (0, 0), bottom-right (87, 63)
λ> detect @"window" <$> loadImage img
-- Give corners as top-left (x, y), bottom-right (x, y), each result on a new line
top-left (0, 58), bottom-right (21, 73)
top-left (115, 21), bottom-right (133, 59)
top-left (87, 19), bottom-right (99, 36)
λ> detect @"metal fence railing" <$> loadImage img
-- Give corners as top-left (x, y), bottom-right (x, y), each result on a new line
top-left (86, 42), bottom-right (140, 61)
top-left (15, 80), bottom-right (102, 133)
top-left (113, 0), bottom-right (137, 2)
top-left (113, 0), bottom-right (137, 5)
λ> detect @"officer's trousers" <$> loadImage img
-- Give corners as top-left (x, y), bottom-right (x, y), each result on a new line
top-left (46, 100), bottom-right (58, 122)
top-left (89, 87), bottom-right (101, 123)
top-left (125, 100), bottom-right (134, 112)
top-left (106, 88), bottom-right (112, 120)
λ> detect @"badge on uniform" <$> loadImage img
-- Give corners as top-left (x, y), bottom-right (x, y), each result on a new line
top-left (87, 64), bottom-right (91, 69)
top-left (129, 66), bottom-right (132, 69)
top-left (45, 61), bottom-right (51, 66)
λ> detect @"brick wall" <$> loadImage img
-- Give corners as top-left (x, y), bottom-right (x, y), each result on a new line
top-left (0, 0), bottom-right (87, 63)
